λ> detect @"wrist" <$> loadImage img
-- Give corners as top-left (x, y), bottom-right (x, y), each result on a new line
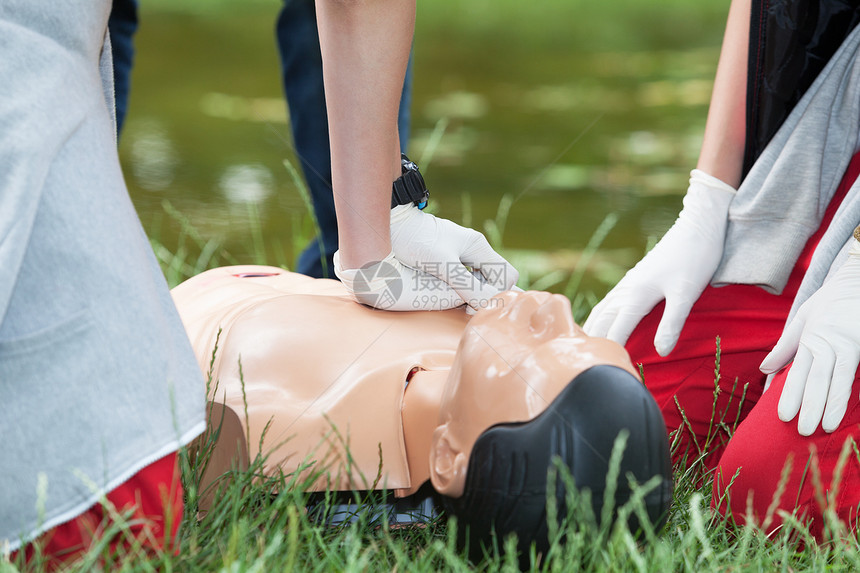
top-left (689, 169), bottom-right (737, 197)
top-left (391, 203), bottom-right (416, 216)
top-left (335, 240), bottom-right (391, 271)
top-left (685, 169), bottom-right (736, 215)
top-left (390, 203), bottom-right (421, 231)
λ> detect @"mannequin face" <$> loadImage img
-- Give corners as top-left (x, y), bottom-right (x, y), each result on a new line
top-left (430, 290), bottom-right (637, 497)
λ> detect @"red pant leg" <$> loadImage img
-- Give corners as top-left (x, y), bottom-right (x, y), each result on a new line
top-left (16, 451), bottom-right (183, 570)
top-left (626, 150), bottom-right (860, 469)
top-left (627, 282), bottom-right (799, 468)
top-left (714, 366), bottom-right (860, 539)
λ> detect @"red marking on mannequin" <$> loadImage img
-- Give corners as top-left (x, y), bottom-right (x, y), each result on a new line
top-left (233, 273), bottom-right (281, 278)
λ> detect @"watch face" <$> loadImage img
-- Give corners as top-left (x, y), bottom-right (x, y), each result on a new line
top-left (401, 153), bottom-right (418, 173)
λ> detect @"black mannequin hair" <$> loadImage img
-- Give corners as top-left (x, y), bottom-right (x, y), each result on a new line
top-left (442, 364), bottom-right (673, 565)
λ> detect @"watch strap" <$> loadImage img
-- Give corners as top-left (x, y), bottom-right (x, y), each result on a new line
top-left (391, 154), bottom-right (429, 209)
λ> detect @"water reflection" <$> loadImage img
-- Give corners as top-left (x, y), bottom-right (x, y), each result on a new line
top-left (539, 164), bottom-right (591, 191)
top-left (128, 120), bottom-right (178, 191)
top-left (625, 131), bottom-right (674, 164)
top-left (423, 91), bottom-right (489, 121)
top-left (522, 83), bottom-right (628, 113)
top-left (219, 163), bottom-right (274, 204)
top-left (640, 208), bottom-right (680, 245)
top-left (638, 79), bottom-right (712, 107)
top-left (410, 125), bottom-right (479, 167)
top-left (589, 49), bottom-right (718, 79)
top-left (200, 93), bottom-right (286, 124)
top-left (508, 247), bottom-right (638, 283)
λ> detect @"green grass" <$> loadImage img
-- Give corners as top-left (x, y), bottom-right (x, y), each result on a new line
top-left (10, 343), bottom-right (860, 571)
top-left (7, 202), bottom-right (860, 572)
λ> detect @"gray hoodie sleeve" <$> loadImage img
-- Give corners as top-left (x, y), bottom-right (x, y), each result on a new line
top-left (713, 24), bottom-right (860, 294)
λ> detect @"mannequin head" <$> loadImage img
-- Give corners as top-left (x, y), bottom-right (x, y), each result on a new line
top-left (429, 290), bottom-right (639, 496)
top-left (444, 365), bottom-right (672, 562)
top-left (426, 291), bottom-right (672, 561)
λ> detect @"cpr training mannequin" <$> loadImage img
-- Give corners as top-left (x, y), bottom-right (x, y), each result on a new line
top-left (171, 266), bottom-right (672, 559)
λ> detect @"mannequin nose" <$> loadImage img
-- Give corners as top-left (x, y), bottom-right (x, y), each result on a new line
top-left (529, 294), bottom-right (574, 337)
top-left (502, 291), bottom-right (548, 321)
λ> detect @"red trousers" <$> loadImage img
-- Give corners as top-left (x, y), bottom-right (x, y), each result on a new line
top-left (14, 451), bottom-right (183, 570)
top-left (627, 153), bottom-right (860, 538)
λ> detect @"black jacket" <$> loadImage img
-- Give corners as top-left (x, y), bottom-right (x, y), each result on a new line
top-left (744, 0), bottom-right (860, 176)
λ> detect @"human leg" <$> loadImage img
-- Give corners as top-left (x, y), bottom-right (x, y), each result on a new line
top-left (276, 0), bottom-right (337, 278)
top-left (708, 151), bottom-right (860, 538)
top-left (626, 150), bottom-right (860, 469)
top-left (1, 0), bottom-right (203, 558)
top-left (108, 0), bottom-right (138, 135)
top-left (625, 283), bottom-right (791, 468)
top-left (713, 367), bottom-right (860, 539)
top-left (13, 452), bottom-right (183, 570)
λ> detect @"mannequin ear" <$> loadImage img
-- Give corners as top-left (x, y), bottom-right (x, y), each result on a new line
top-left (429, 425), bottom-right (468, 498)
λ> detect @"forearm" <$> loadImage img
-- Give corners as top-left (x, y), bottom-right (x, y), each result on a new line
top-left (696, 0), bottom-right (750, 188)
top-left (316, 0), bottom-right (414, 268)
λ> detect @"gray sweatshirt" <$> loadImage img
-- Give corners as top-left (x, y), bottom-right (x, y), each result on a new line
top-left (713, 23), bottom-right (860, 326)
top-left (1, 1), bottom-right (205, 551)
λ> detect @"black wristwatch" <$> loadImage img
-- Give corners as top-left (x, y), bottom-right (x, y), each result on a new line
top-left (391, 154), bottom-right (429, 209)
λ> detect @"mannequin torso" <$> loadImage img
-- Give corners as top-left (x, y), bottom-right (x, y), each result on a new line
top-left (173, 266), bottom-right (468, 494)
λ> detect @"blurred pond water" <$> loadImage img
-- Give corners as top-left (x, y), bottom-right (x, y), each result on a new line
top-left (121, 0), bottom-right (729, 307)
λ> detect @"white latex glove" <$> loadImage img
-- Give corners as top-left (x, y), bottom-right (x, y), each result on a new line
top-left (760, 236), bottom-right (860, 436)
top-left (389, 204), bottom-right (519, 311)
top-left (334, 250), bottom-right (467, 311)
top-left (583, 170), bottom-right (736, 356)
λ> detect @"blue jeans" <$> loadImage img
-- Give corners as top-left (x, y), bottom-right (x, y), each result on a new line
top-left (109, 0), bottom-right (413, 278)
top-left (108, 0), bottom-right (138, 135)
top-left (277, 0), bottom-right (412, 278)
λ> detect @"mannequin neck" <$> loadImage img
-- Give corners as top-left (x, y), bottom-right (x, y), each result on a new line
top-left (400, 369), bottom-right (450, 495)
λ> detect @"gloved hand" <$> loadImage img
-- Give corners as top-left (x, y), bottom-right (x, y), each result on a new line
top-left (334, 250), bottom-right (467, 311)
top-left (389, 204), bottom-right (519, 312)
top-left (583, 170), bottom-right (736, 356)
top-left (761, 236), bottom-right (860, 436)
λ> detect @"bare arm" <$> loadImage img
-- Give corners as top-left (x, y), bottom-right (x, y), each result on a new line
top-left (584, 0), bottom-right (752, 352)
top-left (315, 0), bottom-right (414, 269)
top-left (696, 0), bottom-right (750, 188)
